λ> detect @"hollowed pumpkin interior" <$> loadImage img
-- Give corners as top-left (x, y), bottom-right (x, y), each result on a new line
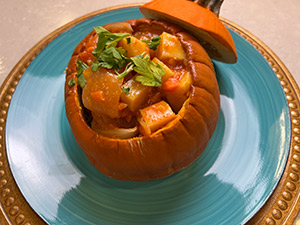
top-left (75, 22), bottom-right (192, 139)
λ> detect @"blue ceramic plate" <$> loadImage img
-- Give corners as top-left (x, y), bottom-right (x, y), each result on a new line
top-left (6, 6), bottom-right (290, 225)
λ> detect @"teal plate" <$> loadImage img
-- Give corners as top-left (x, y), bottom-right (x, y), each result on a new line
top-left (5, 6), bottom-right (291, 225)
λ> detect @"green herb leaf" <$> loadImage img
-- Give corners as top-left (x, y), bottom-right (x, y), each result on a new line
top-left (76, 59), bottom-right (88, 87)
top-left (76, 60), bottom-right (89, 75)
top-left (106, 33), bottom-right (130, 49)
top-left (131, 54), bottom-right (165, 87)
top-left (91, 63), bottom-right (100, 72)
top-left (77, 74), bottom-right (87, 88)
top-left (121, 87), bottom-right (130, 95)
top-left (98, 47), bottom-right (128, 70)
top-left (92, 36), bottom-right (108, 58)
top-left (78, 26), bottom-right (165, 87)
top-left (98, 61), bottom-right (114, 69)
top-left (142, 36), bottom-right (161, 50)
top-left (116, 47), bottom-right (127, 57)
top-left (93, 26), bottom-right (130, 55)
top-left (94, 26), bottom-right (109, 35)
top-left (91, 26), bottom-right (132, 73)
top-left (116, 62), bottom-right (134, 79)
top-left (68, 78), bottom-right (76, 87)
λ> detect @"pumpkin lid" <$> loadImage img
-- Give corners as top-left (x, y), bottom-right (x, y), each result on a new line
top-left (140, 0), bottom-right (237, 63)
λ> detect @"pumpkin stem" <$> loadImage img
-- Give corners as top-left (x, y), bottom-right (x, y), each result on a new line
top-left (193, 0), bottom-right (224, 17)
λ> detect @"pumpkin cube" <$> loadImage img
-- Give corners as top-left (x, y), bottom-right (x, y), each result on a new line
top-left (152, 57), bottom-right (175, 83)
top-left (156, 32), bottom-right (185, 61)
top-left (118, 36), bottom-right (150, 58)
top-left (82, 68), bottom-right (123, 118)
top-left (163, 70), bottom-right (191, 112)
top-left (138, 101), bottom-right (176, 136)
top-left (120, 77), bottom-right (152, 112)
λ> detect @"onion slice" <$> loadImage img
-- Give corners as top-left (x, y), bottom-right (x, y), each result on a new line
top-left (96, 126), bottom-right (139, 139)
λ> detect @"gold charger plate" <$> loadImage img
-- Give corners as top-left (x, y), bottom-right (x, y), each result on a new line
top-left (0, 4), bottom-right (300, 225)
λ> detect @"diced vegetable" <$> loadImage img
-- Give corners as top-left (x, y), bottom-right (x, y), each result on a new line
top-left (152, 57), bottom-right (174, 83)
top-left (118, 36), bottom-right (150, 58)
top-left (162, 78), bottom-right (181, 91)
top-left (82, 68), bottom-right (123, 118)
top-left (163, 70), bottom-right (191, 112)
top-left (120, 77), bottom-right (152, 112)
top-left (138, 101), bottom-right (176, 135)
top-left (73, 24), bottom-right (192, 139)
top-left (95, 127), bottom-right (139, 139)
top-left (156, 32), bottom-right (185, 61)
top-left (91, 112), bottom-right (138, 138)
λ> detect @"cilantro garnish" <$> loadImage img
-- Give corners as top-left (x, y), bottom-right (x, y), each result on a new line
top-left (77, 59), bottom-right (88, 74)
top-left (92, 47), bottom-right (130, 74)
top-left (121, 87), bottom-right (130, 95)
top-left (117, 53), bottom-right (166, 86)
top-left (77, 73), bottom-right (87, 88)
top-left (74, 26), bottom-right (165, 88)
top-left (100, 47), bottom-right (128, 69)
top-left (76, 60), bottom-right (88, 88)
top-left (92, 26), bottom-right (130, 58)
top-left (68, 78), bottom-right (76, 87)
top-left (116, 62), bottom-right (134, 79)
top-left (131, 54), bottom-right (165, 87)
top-left (142, 36), bottom-right (161, 50)
top-left (92, 26), bottom-right (130, 74)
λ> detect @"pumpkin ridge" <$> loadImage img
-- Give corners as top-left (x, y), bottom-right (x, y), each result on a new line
top-left (189, 86), bottom-right (219, 136)
top-left (180, 106), bottom-right (210, 160)
top-left (188, 61), bottom-right (220, 106)
top-left (177, 33), bottom-right (214, 70)
top-left (182, 104), bottom-right (209, 136)
top-left (160, 118), bottom-right (195, 164)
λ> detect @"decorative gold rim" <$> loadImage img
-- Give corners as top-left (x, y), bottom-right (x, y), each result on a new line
top-left (0, 3), bottom-right (299, 225)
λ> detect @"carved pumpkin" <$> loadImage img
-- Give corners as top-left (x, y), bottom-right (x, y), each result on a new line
top-left (65, 18), bottom-right (220, 181)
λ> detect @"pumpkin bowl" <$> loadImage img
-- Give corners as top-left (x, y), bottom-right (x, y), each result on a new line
top-left (65, 18), bottom-right (220, 181)
top-left (140, 0), bottom-right (237, 63)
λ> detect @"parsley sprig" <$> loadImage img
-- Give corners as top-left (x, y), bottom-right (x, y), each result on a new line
top-left (131, 54), bottom-right (165, 87)
top-left (91, 47), bottom-right (129, 72)
top-left (67, 60), bottom-right (88, 88)
top-left (117, 53), bottom-right (165, 86)
top-left (91, 26), bottom-right (130, 73)
top-left (92, 26), bottom-right (130, 57)
top-left (76, 60), bottom-right (88, 88)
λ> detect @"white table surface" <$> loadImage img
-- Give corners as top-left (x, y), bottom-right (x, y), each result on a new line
top-left (1, 0), bottom-right (300, 224)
